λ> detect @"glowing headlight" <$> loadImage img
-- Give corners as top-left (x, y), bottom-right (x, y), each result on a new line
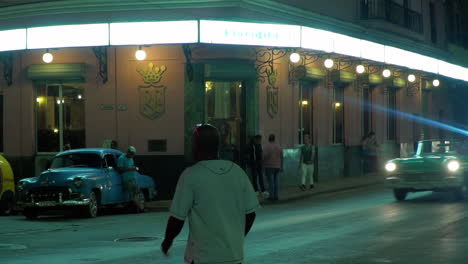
top-left (385, 162), bottom-right (397, 172)
top-left (447, 161), bottom-right (460, 172)
top-left (73, 177), bottom-right (84, 188)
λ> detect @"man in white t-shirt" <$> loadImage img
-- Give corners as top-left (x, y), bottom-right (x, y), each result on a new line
top-left (161, 124), bottom-right (259, 264)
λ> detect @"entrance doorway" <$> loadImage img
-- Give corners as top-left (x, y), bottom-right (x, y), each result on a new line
top-left (204, 81), bottom-right (245, 164)
top-left (35, 82), bottom-right (85, 153)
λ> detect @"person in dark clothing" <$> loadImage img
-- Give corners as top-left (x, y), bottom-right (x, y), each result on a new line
top-left (248, 135), bottom-right (268, 197)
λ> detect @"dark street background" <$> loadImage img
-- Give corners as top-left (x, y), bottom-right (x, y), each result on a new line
top-left (1, 185), bottom-right (467, 264)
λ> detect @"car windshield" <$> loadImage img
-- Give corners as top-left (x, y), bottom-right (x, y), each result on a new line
top-left (418, 140), bottom-right (456, 154)
top-left (50, 153), bottom-right (102, 169)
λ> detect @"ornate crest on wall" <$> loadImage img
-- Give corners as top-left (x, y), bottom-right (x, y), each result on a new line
top-left (266, 68), bottom-right (279, 119)
top-left (137, 63), bottom-right (167, 120)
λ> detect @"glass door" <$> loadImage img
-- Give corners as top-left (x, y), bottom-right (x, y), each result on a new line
top-left (205, 81), bottom-right (245, 164)
top-left (35, 83), bottom-right (85, 152)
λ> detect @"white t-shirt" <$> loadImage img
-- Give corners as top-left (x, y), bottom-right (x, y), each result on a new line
top-left (170, 160), bottom-right (260, 264)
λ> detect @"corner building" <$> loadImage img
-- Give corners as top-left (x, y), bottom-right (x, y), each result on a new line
top-left (0, 0), bottom-right (467, 199)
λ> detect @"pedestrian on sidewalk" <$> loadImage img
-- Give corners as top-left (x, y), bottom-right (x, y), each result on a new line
top-left (299, 134), bottom-right (315, 190)
top-left (247, 135), bottom-right (268, 198)
top-left (361, 131), bottom-right (378, 173)
top-left (263, 134), bottom-right (283, 201)
top-left (161, 124), bottom-right (259, 264)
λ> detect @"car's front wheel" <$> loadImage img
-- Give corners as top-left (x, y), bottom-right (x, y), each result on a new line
top-left (82, 191), bottom-right (98, 218)
top-left (393, 189), bottom-right (407, 201)
top-left (23, 208), bottom-right (38, 220)
top-left (0, 200), bottom-right (14, 216)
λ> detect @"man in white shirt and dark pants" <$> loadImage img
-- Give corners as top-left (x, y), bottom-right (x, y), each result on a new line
top-left (161, 124), bottom-right (259, 264)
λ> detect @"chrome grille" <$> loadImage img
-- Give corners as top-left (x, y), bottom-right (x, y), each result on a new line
top-left (28, 187), bottom-right (75, 202)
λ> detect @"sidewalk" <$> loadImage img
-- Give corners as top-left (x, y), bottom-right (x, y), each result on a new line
top-left (145, 173), bottom-right (384, 211)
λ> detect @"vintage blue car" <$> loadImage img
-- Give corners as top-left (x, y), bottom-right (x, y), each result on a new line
top-left (17, 148), bottom-right (156, 219)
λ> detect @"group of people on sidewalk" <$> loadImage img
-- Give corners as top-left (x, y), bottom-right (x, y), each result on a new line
top-left (246, 133), bottom-right (316, 201)
top-left (246, 134), bottom-right (283, 201)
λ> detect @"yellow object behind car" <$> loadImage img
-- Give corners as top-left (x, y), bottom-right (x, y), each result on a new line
top-left (0, 155), bottom-right (15, 215)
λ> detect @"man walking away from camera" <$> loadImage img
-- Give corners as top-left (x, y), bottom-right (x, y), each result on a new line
top-left (161, 124), bottom-right (259, 264)
top-left (263, 134), bottom-right (283, 201)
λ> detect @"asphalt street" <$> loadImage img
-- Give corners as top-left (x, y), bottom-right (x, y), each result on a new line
top-left (1, 185), bottom-right (468, 264)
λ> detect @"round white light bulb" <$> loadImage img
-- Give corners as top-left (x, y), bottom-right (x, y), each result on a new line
top-left (135, 49), bottom-right (147, 61)
top-left (382, 69), bottom-right (391, 78)
top-left (385, 162), bottom-right (397, 172)
top-left (290, 53), bottom-right (301, 63)
top-left (408, 74), bottom-right (416, 83)
top-left (356, 65), bottom-right (365, 74)
top-left (433, 79), bottom-right (440, 87)
top-left (447, 160), bottom-right (460, 172)
top-left (324, 59), bottom-right (334, 69)
top-left (42, 52), bottom-right (53, 63)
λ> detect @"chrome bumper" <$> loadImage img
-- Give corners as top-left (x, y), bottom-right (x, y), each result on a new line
top-left (385, 175), bottom-right (463, 189)
top-left (18, 199), bottom-right (90, 208)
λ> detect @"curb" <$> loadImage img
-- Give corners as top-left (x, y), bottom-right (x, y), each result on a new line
top-left (144, 179), bottom-right (384, 212)
top-left (260, 180), bottom-right (383, 204)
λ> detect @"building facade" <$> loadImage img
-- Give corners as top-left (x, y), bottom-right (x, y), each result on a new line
top-left (0, 0), bottom-right (467, 199)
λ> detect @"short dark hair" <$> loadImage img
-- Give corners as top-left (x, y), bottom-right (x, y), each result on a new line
top-left (194, 124), bottom-right (219, 154)
top-left (268, 134), bottom-right (275, 142)
top-left (254, 134), bottom-right (262, 140)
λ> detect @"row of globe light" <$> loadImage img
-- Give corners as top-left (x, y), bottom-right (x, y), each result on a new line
top-left (41, 47), bottom-right (148, 63)
top-left (41, 48), bottom-right (440, 88)
top-left (289, 53), bottom-right (440, 87)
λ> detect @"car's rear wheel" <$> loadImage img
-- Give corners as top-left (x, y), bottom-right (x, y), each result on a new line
top-left (454, 187), bottom-right (465, 201)
top-left (393, 189), bottom-right (407, 201)
top-left (82, 191), bottom-right (98, 218)
top-left (23, 208), bottom-right (38, 220)
top-left (127, 190), bottom-right (145, 214)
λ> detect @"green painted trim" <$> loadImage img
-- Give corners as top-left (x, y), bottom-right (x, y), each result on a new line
top-left (392, 78), bottom-right (406, 88)
top-left (204, 62), bottom-right (256, 80)
top-left (331, 70), bottom-right (356, 83)
top-left (369, 74), bottom-right (383, 84)
top-left (27, 63), bottom-right (86, 81)
top-left (184, 63), bottom-right (205, 160)
top-left (304, 67), bottom-right (326, 80)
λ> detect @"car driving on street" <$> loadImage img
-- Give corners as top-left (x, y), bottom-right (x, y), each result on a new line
top-left (385, 139), bottom-right (468, 201)
top-left (17, 148), bottom-right (156, 219)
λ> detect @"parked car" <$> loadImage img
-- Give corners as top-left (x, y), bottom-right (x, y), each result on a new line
top-left (17, 148), bottom-right (156, 219)
top-left (385, 139), bottom-right (468, 201)
top-left (0, 155), bottom-right (15, 215)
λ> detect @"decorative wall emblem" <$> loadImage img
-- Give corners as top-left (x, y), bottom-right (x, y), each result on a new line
top-left (137, 63), bottom-right (167, 120)
top-left (266, 68), bottom-right (279, 118)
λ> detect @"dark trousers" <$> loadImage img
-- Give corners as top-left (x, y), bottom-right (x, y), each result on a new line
top-left (250, 163), bottom-right (265, 192)
top-left (265, 168), bottom-right (280, 199)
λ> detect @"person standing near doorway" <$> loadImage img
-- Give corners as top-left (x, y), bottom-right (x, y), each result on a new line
top-left (248, 135), bottom-right (268, 197)
top-left (299, 134), bottom-right (315, 190)
top-left (263, 134), bottom-right (283, 201)
top-left (161, 124), bottom-right (259, 264)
